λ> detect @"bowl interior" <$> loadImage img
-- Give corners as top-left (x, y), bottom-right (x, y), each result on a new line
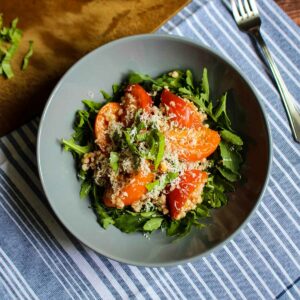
top-left (38, 34), bottom-right (270, 267)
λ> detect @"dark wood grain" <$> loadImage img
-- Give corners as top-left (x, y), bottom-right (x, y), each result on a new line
top-left (0, 0), bottom-right (190, 136)
top-left (275, 0), bottom-right (300, 25)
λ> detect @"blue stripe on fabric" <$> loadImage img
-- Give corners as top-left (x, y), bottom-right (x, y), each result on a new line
top-left (0, 140), bottom-right (46, 202)
top-left (276, 276), bottom-right (300, 299)
top-left (0, 170), bottom-right (100, 300)
top-left (0, 131), bottom-right (149, 299)
top-left (0, 193), bottom-right (75, 300)
top-left (0, 272), bottom-right (21, 300)
top-left (0, 251), bottom-right (36, 300)
top-left (0, 188), bottom-right (84, 300)
top-left (17, 127), bottom-right (36, 154)
top-left (5, 135), bottom-right (37, 174)
top-left (26, 121), bottom-right (38, 136)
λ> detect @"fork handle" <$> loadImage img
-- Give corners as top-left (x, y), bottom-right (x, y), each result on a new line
top-left (253, 30), bottom-right (300, 143)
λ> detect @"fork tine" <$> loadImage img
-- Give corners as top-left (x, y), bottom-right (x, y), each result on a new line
top-left (237, 0), bottom-right (247, 17)
top-left (231, 0), bottom-right (241, 21)
top-left (243, 0), bottom-right (253, 16)
top-left (249, 0), bottom-right (259, 15)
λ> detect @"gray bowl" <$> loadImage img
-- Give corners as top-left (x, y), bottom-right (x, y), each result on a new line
top-left (37, 34), bottom-right (272, 267)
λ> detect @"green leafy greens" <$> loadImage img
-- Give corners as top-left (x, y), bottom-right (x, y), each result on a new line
top-left (0, 15), bottom-right (34, 78)
top-left (61, 69), bottom-right (244, 238)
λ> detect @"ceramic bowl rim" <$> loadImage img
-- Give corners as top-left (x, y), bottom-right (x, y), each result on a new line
top-left (37, 33), bottom-right (273, 267)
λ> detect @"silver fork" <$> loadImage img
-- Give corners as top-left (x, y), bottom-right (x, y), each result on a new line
top-left (230, 0), bottom-right (300, 143)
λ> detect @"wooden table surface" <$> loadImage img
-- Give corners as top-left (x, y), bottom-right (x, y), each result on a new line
top-left (276, 0), bottom-right (300, 25)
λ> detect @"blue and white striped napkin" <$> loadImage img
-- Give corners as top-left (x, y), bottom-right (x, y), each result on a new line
top-left (1, 0), bottom-right (299, 299)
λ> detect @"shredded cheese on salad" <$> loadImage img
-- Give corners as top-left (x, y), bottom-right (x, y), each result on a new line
top-left (62, 69), bottom-right (244, 237)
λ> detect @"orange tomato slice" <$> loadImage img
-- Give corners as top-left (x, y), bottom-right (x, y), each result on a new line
top-left (94, 102), bottom-right (121, 152)
top-left (165, 127), bottom-right (220, 162)
top-left (167, 170), bottom-right (208, 219)
top-left (103, 170), bottom-right (155, 207)
top-left (161, 89), bottom-right (204, 128)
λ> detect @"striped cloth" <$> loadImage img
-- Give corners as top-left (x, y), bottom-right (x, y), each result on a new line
top-left (1, 0), bottom-right (299, 298)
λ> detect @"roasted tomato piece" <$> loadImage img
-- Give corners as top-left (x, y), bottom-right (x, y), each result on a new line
top-left (161, 89), bottom-right (204, 128)
top-left (103, 169), bottom-right (155, 208)
top-left (121, 84), bottom-right (153, 125)
top-left (168, 170), bottom-right (208, 220)
top-left (94, 102), bottom-right (121, 152)
top-left (165, 127), bottom-right (220, 162)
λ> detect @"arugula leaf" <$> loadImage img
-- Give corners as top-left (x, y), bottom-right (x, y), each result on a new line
top-left (93, 200), bottom-right (114, 229)
top-left (100, 90), bottom-right (111, 101)
top-left (219, 141), bottom-right (242, 174)
top-left (201, 67), bottom-right (209, 103)
top-left (114, 214), bottom-right (146, 233)
top-left (214, 93), bottom-right (232, 129)
top-left (186, 69), bottom-right (194, 89)
top-left (217, 166), bottom-right (241, 182)
top-left (124, 130), bottom-right (139, 154)
top-left (82, 100), bottom-right (102, 112)
top-left (112, 83), bottom-right (119, 94)
top-left (109, 152), bottom-right (119, 172)
top-left (154, 130), bottom-right (165, 170)
top-left (220, 129), bottom-right (243, 146)
top-left (80, 180), bottom-right (92, 198)
top-left (22, 40), bottom-right (33, 70)
top-left (61, 138), bottom-right (91, 155)
top-left (128, 72), bottom-right (155, 84)
top-left (146, 172), bottom-right (178, 192)
top-left (143, 218), bottom-right (164, 231)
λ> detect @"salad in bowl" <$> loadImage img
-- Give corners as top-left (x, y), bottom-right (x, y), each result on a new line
top-left (62, 68), bottom-right (244, 238)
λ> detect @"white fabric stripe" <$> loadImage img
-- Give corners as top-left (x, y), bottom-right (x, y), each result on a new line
top-left (267, 185), bottom-right (300, 227)
top-left (153, 268), bottom-right (184, 300)
top-left (0, 258), bottom-right (31, 300)
top-left (273, 157), bottom-right (300, 194)
top-left (128, 266), bottom-right (160, 298)
top-left (144, 269), bottom-right (173, 299)
top-left (10, 132), bottom-right (37, 168)
top-left (197, 3), bottom-right (300, 154)
top-left (84, 248), bottom-right (141, 300)
top-left (173, 11), bottom-right (300, 157)
top-left (273, 144), bottom-right (300, 178)
top-left (1, 138), bottom-right (43, 193)
top-left (256, 209), bottom-right (300, 271)
top-left (247, 223), bottom-right (296, 285)
top-left (31, 121), bottom-right (38, 129)
top-left (161, 268), bottom-right (187, 300)
top-left (223, 246), bottom-right (265, 299)
top-left (108, 260), bottom-right (146, 300)
top-left (0, 200), bottom-right (76, 300)
top-left (260, 203), bottom-right (300, 253)
top-left (0, 249), bottom-right (39, 300)
top-left (0, 167), bottom-right (113, 300)
top-left (0, 272), bottom-right (17, 300)
top-left (202, 258), bottom-right (236, 299)
top-left (178, 265), bottom-right (206, 300)
top-left (0, 173), bottom-right (94, 300)
top-left (0, 188), bottom-right (84, 299)
top-left (241, 230), bottom-right (296, 299)
top-left (230, 241), bottom-right (275, 298)
top-left (259, 1), bottom-right (300, 52)
top-left (210, 254), bottom-right (247, 300)
top-left (20, 126), bottom-right (37, 145)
